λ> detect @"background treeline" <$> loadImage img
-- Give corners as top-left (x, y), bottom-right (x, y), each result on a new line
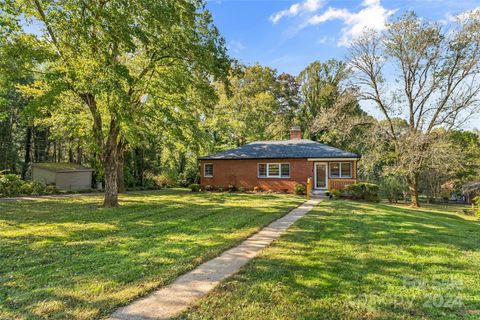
top-left (2, 59), bottom-right (479, 200)
top-left (1, 5), bottom-right (479, 206)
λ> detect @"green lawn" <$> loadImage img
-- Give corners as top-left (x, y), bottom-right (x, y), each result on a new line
top-left (180, 200), bottom-right (480, 320)
top-left (0, 189), bottom-right (303, 320)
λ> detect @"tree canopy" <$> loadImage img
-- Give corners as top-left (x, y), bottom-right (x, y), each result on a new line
top-left (349, 11), bottom-right (480, 206)
top-left (7, 0), bottom-right (230, 206)
top-left (0, 5), bottom-right (479, 207)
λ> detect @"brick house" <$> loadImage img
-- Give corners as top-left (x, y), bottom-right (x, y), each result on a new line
top-left (199, 127), bottom-right (360, 193)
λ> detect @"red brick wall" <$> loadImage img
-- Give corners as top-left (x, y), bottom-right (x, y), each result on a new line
top-left (199, 159), bottom-right (314, 192)
top-left (199, 159), bottom-right (358, 193)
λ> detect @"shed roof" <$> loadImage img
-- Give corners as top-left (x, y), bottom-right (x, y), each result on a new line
top-left (199, 139), bottom-right (360, 160)
top-left (32, 163), bottom-right (94, 172)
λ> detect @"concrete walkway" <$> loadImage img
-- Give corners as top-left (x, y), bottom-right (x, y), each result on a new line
top-left (110, 198), bottom-right (321, 320)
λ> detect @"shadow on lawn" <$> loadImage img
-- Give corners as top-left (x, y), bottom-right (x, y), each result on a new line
top-left (326, 201), bottom-right (480, 251)
top-left (203, 200), bottom-right (480, 320)
top-left (0, 190), bottom-right (302, 319)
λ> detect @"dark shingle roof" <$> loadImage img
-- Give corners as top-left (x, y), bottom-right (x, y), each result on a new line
top-left (199, 139), bottom-right (360, 160)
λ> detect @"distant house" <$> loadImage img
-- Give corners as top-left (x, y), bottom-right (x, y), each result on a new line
top-left (32, 163), bottom-right (94, 190)
top-left (199, 127), bottom-right (360, 193)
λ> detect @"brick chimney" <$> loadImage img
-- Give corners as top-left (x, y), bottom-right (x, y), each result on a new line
top-left (290, 126), bottom-right (302, 140)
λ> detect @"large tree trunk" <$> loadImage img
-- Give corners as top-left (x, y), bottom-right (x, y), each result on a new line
top-left (102, 126), bottom-right (122, 207)
top-left (103, 155), bottom-right (119, 207)
top-left (81, 93), bottom-right (121, 207)
top-left (407, 174), bottom-right (420, 208)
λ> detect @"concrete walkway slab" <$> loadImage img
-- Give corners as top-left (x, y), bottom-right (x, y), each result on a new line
top-left (110, 199), bottom-right (321, 320)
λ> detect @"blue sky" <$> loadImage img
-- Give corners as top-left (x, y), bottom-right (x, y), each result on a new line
top-left (207, 0), bottom-right (480, 75)
top-left (207, 0), bottom-right (480, 129)
top-left (21, 0), bottom-right (480, 129)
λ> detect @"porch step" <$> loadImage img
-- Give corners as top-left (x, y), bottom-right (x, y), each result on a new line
top-left (311, 190), bottom-right (329, 199)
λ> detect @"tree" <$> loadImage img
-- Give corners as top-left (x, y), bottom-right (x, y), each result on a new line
top-left (276, 72), bottom-right (301, 139)
top-left (296, 59), bottom-right (371, 151)
top-left (349, 11), bottom-right (480, 207)
top-left (206, 64), bottom-right (283, 149)
top-left (0, 8), bottom-right (49, 177)
top-left (11, 0), bottom-right (229, 206)
top-left (448, 130), bottom-right (480, 184)
top-left (297, 59), bottom-right (349, 139)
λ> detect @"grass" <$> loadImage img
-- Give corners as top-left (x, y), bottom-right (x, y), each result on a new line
top-left (0, 189), bottom-right (303, 320)
top-left (180, 200), bottom-right (480, 320)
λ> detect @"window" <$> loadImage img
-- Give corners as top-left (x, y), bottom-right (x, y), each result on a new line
top-left (268, 164), bottom-right (280, 176)
top-left (204, 163), bottom-right (213, 177)
top-left (258, 163), bottom-right (290, 178)
top-left (341, 162), bottom-right (352, 177)
top-left (330, 163), bottom-right (340, 178)
top-left (258, 164), bottom-right (267, 177)
top-left (329, 162), bottom-right (352, 178)
top-left (281, 164), bottom-right (290, 177)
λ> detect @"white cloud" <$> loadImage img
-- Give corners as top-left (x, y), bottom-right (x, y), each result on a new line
top-left (270, 0), bottom-right (324, 24)
top-left (227, 40), bottom-right (246, 54)
top-left (306, 0), bottom-right (396, 46)
top-left (446, 6), bottom-right (480, 23)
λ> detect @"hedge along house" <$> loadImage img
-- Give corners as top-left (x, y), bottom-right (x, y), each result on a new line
top-left (199, 127), bottom-right (360, 193)
top-left (32, 163), bottom-right (94, 191)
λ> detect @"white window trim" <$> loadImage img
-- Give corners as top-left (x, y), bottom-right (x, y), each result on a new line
top-left (258, 163), bottom-right (290, 178)
top-left (329, 162), bottom-right (352, 179)
top-left (204, 163), bottom-right (214, 177)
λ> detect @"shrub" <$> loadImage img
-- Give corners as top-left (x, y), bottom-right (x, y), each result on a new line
top-left (143, 172), bottom-right (157, 189)
top-left (474, 196), bottom-right (480, 217)
top-left (30, 181), bottom-right (46, 195)
top-left (204, 184), bottom-right (213, 191)
top-left (19, 182), bottom-right (34, 195)
top-left (123, 167), bottom-right (136, 188)
top-left (238, 186), bottom-right (246, 192)
top-left (189, 184), bottom-right (201, 192)
top-left (45, 185), bottom-right (59, 194)
top-left (344, 182), bottom-right (379, 202)
top-left (294, 183), bottom-right (306, 195)
top-left (330, 189), bottom-right (342, 200)
top-left (0, 174), bottom-right (24, 196)
top-left (217, 185), bottom-right (224, 192)
top-left (178, 165), bottom-right (199, 187)
top-left (253, 186), bottom-right (262, 192)
top-left (0, 174), bottom-right (53, 197)
top-left (153, 172), bottom-right (176, 188)
top-left (228, 184), bottom-right (236, 192)
top-left (379, 176), bottom-right (404, 203)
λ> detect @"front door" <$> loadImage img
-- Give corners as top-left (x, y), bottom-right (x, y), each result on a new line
top-left (314, 162), bottom-right (328, 189)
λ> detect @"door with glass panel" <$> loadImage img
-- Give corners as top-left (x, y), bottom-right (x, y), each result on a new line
top-left (314, 162), bottom-right (328, 189)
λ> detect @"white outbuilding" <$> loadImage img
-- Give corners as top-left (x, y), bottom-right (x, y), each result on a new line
top-left (32, 163), bottom-right (94, 190)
